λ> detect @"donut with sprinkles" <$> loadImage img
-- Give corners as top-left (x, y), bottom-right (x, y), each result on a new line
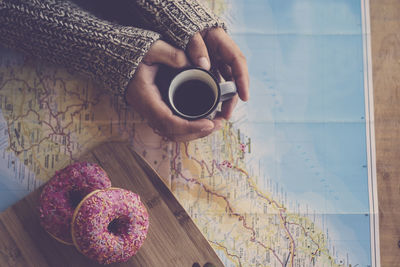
top-left (39, 162), bottom-right (111, 245)
top-left (71, 188), bottom-right (149, 264)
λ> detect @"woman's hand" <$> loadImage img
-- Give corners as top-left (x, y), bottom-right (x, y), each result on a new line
top-left (186, 27), bottom-right (250, 119)
top-left (126, 40), bottom-right (219, 142)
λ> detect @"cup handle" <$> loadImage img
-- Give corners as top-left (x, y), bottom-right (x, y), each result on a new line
top-left (219, 81), bottom-right (237, 102)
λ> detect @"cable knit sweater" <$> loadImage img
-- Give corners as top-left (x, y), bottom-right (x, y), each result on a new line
top-left (0, 0), bottom-right (225, 95)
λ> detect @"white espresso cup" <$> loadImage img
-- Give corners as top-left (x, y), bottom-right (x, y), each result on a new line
top-left (168, 68), bottom-right (237, 120)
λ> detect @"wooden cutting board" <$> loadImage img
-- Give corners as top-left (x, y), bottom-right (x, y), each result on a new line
top-left (0, 142), bottom-right (223, 267)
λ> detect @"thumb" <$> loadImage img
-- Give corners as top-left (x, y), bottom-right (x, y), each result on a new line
top-left (187, 33), bottom-right (211, 70)
top-left (144, 40), bottom-right (190, 68)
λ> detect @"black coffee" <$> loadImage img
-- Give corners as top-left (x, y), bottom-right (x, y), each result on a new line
top-left (173, 80), bottom-right (215, 116)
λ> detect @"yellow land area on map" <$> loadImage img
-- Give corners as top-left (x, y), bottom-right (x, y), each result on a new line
top-left (0, 59), bottom-right (171, 186)
top-left (170, 123), bottom-right (341, 266)
top-left (0, 0), bottom-right (344, 266)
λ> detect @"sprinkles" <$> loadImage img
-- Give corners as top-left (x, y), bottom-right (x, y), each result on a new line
top-left (39, 163), bottom-right (148, 264)
top-left (71, 188), bottom-right (149, 264)
top-left (39, 162), bottom-right (111, 244)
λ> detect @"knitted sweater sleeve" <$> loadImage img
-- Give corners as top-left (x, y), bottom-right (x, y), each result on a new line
top-left (130, 0), bottom-right (226, 49)
top-left (0, 0), bottom-right (161, 95)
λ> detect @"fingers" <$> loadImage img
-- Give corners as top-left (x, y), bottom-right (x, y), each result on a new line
top-left (153, 115), bottom-right (216, 142)
top-left (127, 63), bottom-right (217, 142)
top-left (216, 42), bottom-right (249, 102)
top-left (219, 94), bottom-right (239, 120)
top-left (144, 40), bottom-right (190, 68)
top-left (140, 86), bottom-right (215, 140)
top-left (186, 33), bottom-right (211, 70)
top-left (230, 52), bottom-right (250, 101)
top-left (170, 125), bottom-right (215, 142)
top-left (206, 28), bottom-right (250, 102)
top-left (218, 62), bottom-right (233, 81)
top-left (135, 35), bottom-right (246, 141)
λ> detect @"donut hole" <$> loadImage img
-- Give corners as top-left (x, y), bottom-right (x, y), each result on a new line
top-left (107, 216), bottom-right (130, 236)
top-left (68, 189), bottom-right (86, 208)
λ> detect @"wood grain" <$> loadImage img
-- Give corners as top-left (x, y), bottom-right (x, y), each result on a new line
top-left (371, 0), bottom-right (400, 266)
top-left (0, 2), bottom-right (396, 266)
top-left (0, 142), bottom-right (223, 267)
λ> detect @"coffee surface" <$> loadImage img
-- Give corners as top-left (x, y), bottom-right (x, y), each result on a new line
top-left (173, 80), bottom-right (215, 116)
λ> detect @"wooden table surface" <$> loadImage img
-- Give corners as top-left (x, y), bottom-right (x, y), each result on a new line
top-left (0, 143), bottom-right (223, 267)
top-left (371, 0), bottom-right (400, 266)
top-left (0, 1), bottom-right (395, 266)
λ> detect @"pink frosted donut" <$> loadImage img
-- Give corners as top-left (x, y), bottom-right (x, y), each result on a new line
top-left (71, 188), bottom-right (149, 264)
top-left (39, 162), bottom-right (111, 245)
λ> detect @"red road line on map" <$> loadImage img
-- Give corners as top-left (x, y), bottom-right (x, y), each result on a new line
top-left (255, 240), bottom-right (284, 266)
top-left (0, 78), bottom-right (33, 91)
top-left (1, 71), bottom-right (129, 163)
top-left (174, 142), bottom-right (285, 266)
top-left (183, 142), bottom-right (224, 177)
top-left (233, 165), bottom-right (297, 266)
top-left (279, 212), bottom-right (296, 266)
top-left (208, 240), bottom-right (243, 267)
top-left (3, 72), bottom-right (307, 265)
top-left (7, 127), bottom-right (51, 154)
top-left (133, 128), bottom-right (164, 150)
top-left (40, 75), bottom-right (103, 107)
top-left (7, 104), bottom-right (76, 159)
top-left (286, 221), bottom-right (321, 261)
top-left (1, 76), bottom-right (87, 160)
top-left (6, 109), bottom-right (56, 150)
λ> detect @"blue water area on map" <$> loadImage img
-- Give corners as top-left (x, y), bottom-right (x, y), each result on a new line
top-left (230, 0), bottom-right (372, 265)
top-left (0, 173), bottom-right (28, 211)
top-left (0, 110), bottom-right (31, 211)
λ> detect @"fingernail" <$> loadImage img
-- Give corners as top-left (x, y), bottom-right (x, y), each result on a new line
top-left (198, 57), bottom-right (210, 70)
top-left (201, 122), bottom-right (214, 132)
